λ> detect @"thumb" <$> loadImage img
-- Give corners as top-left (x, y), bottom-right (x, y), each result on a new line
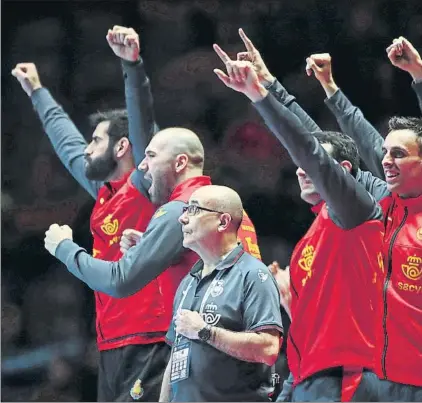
top-left (213, 69), bottom-right (231, 86)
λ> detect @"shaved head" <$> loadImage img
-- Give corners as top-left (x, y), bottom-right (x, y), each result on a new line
top-left (190, 185), bottom-right (244, 231)
top-left (153, 127), bottom-right (205, 169)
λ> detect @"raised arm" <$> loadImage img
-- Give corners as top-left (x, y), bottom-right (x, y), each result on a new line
top-left (45, 201), bottom-right (186, 298)
top-left (107, 26), bottom-right (159, 167)
top-left (232, 28), bottom-right (321, 133)
top-left (12, 63), bottom-right (101, 198)
top-left (213, 55), bottom-right (381, 229)
top-left (306, 53), bottom-right (385, 179)
top-left (386, 36), bottom-right (422, 113)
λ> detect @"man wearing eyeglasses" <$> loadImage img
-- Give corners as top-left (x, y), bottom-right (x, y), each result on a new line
top-left (159, 185), bottom-right (283, 402)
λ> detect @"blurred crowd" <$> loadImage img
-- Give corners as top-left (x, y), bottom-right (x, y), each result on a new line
top-left (2, 0), bottom-right (421, 401)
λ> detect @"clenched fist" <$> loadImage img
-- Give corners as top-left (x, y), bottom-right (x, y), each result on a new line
top-left (44, 224), bottom-right (73, 256)
top-left (106, 25), bottom-right (140, 62)
top-left (305, 53), bottom-right (339, 97)
top-left (386, 37), bottom-right (422, 81)
top-left (119, 228), bottom-right (143, 254)
top-left (11, 63), bottom-right (42, 96)
top-left (175, 309), bottom-right (206, 340)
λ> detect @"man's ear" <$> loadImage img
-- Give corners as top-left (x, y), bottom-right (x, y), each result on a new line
top-left (175, 154), bottom-right (189, 173)
top-left (217, 213), bottom-right (232, 232)
top-left (340, 160), bottom-right (353, 173)
top-left (115, 137), bottom-right (131, 159)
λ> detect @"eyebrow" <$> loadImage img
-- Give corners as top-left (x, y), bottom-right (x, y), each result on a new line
top-left (189, 200), bottom-right (199, 205)
top-left (382, 146), bottom-right (408, 153)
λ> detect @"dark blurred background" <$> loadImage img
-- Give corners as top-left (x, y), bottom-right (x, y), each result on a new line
top-left (2, 0), bottom-right (421, 401)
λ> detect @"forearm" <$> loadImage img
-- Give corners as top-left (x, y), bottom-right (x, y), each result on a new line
top-left (267, 79), bottom-right (321, 133)
top-left (325, 89), bottom-right (385, 179)
top-left (54, 207), bottom-right (185, 297)
top-left (31, 88), bottom-right (99, 198)
top-left (254, 93), bottom-right (380, 229)
top-left (122, 58), bottom-right (158, 166)
top-left (208, 327), bottom-right (279, 366)
top-left (411, 80), bottom-right (422, 114)
top-left (159, 360), bottom-right (172, 402)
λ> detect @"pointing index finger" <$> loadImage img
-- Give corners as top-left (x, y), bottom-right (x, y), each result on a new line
top-left (213, 43), bottom-right (232, 64)
top-left (239, 28), bottom-right (255, 53)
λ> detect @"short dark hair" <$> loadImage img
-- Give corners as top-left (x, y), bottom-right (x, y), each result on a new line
top-left (89, 109), bottom-right (129, 145)
top-left (312, 131), bottom-right (360, 177)
top-left (388, 116), bottom-right (422, 154)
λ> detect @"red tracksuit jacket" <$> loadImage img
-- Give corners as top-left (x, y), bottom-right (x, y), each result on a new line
top-left (376, 194), bottom-right (422, 387)
top-left (288, 203), bottom-right (384, 385)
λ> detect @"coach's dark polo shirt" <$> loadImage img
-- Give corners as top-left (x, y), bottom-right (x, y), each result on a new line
top-left (166, 245), bottom-right (284, 402)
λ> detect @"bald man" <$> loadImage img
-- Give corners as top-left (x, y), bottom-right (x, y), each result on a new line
top-left (159, 185), bottom-right (283, 402)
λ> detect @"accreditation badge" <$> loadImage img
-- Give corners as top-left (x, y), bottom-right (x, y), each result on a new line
top-left (170, 341), bottom-right (191, 384)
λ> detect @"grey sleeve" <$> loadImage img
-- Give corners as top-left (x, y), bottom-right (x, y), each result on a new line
top-left (122, 58), bottom-right (159, 198)
top-left (254, 94), bottom-right (382, 229)
top-left (242, 265), bottom-right (283, 333)
top-left (54, 201), bottom-right (187, 298)
top-left (356, 169), bottom-right (390, 202)
top-left (324, 89), bottom-right (385, 180)
top-left (276, 373), bottom-right (294, 402)
top-left (122, 58), bottom-right (159, 167)
top-left (267, 79), bottom-right (321, 133)
top-left (30, 88), bottom-right (101, 198)
top-left (411, 80), bottom-right (422, 114)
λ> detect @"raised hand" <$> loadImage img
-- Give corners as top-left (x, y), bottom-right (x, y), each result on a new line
top-left (386, 36), bottom-right (422, 81)
top-left (106, 25), bottom-right (140, 62)
top-left (11, 63), bottom-right (42, 96)
top-left (213, 43), bottom-right (268, 102)
top-left (305, 53), bottom-right (339, 97)
top-left (236, 28), bottom-right (275, 86)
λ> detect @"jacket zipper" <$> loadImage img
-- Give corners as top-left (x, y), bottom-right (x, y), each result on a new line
top-left (96, 293), bottom-right (105, 340)
top-left (288, 332), bottom-right (302, 381)
top-left (381, 206), bottom-right (408, 379)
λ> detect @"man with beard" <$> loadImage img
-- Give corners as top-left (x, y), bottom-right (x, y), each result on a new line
top-left (12, 58), bottom-right (168, 401)
top-left (19, 25), bottom-right (261, 401)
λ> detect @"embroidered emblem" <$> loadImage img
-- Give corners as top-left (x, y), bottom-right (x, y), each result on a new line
top-left (258, 269), bottom-right (268, 282)
top-left (210, 280), bottom-right (224, 297)
top-left (130, 379), bottom-right (144, 400)
top-left (401, 255), bottom-right (422, 281)
top-left (153, 208), bottom-right (167, 219)
top-left (100, 214), bottom-right (119, 236)
top-left (298, 245), bottom-right (315, 286)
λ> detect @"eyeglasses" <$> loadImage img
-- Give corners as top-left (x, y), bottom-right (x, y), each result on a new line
top-left (182, 205), bottom-right (225, 216)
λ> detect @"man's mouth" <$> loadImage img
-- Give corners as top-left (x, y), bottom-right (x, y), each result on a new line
top-left (384, 171), bottom-right (399, 182)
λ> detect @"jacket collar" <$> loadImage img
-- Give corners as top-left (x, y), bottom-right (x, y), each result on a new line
top-left (169, 176), bottom-right (212, 201)
top-left (392, 192), bottom-right (422, 213)
top-left (311, 200), bottom-right (324, 215)
top-left (189, 244), bottom-right (245, 277)
top-left (104, 170), bottom-right (132, 194)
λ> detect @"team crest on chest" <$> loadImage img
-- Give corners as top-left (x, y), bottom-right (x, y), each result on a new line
top-left (100, 214), bottom-right (119, 236)
top-left (298, 244), bottom-right (315, 287)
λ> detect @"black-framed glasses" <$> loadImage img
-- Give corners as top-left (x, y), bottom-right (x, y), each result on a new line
top-left (182, 205), bottom-right (225, 216)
